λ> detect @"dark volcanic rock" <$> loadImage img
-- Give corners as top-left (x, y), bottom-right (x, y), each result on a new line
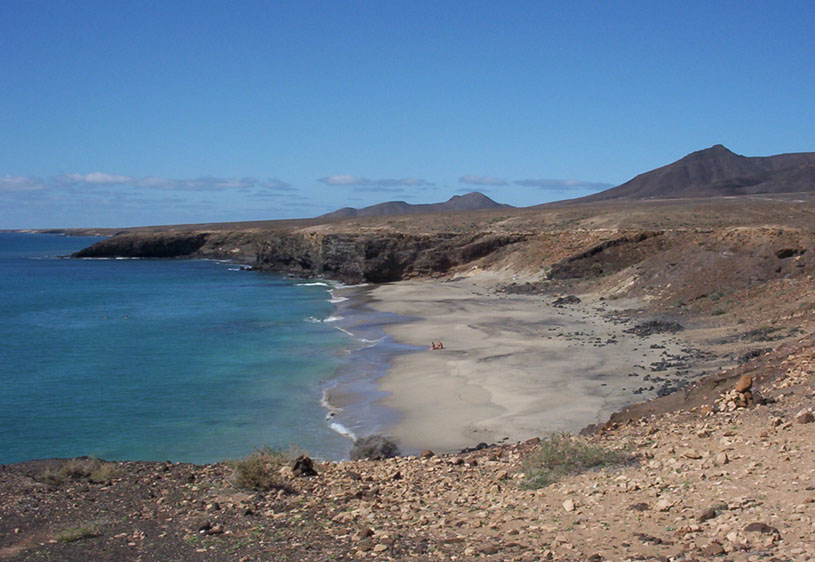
top-left (255, 231), bottom-right (525, 284)
top-left (291, 455), bottom-right (318, 477)
top-left (553, 295), bottom-right (582, 306)
top-left (72, 230), bottom-right (525, 284)
top-left (73, 232), bottom-right (210, 258)
top-left (625, 320), bottom-right (684, 337)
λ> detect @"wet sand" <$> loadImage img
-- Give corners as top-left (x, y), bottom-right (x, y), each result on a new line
top-left (366, 273), bottom-right (693, 453)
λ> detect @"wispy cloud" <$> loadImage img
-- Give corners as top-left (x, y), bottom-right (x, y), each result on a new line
top-left (458, 175), bottom-right (508, 186)
top-left (1, 173), bottom-right (294, 192)
top-left (318, 174), bottom-right (431, 187)
top-left (514, 178), bottom-right (613, 190)
top-left (350, 186), bottom-right (407, 193)
top-left (0, 175), bottom-right (48, 191)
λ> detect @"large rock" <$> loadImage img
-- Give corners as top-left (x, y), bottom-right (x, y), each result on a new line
top-left (735, 375), bottom-right (753, 393)
top-left (291, 455), bottom-right (318, 477)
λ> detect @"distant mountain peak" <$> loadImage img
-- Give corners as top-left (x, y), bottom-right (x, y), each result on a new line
top-left (685, 144), bottom-right (739, 159)
top-left (568, 145), bottom-right (815, 203)
top-left (319, 191), bottom-right (513, 219)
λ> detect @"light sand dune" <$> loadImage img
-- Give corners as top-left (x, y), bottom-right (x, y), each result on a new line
top-left (366, 274), bottom-right (691, 453)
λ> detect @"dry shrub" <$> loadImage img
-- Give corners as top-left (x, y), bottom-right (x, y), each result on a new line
top-left (230, 446), bottom-right (299, 491)
top-left (40, 458), bottom-right (120, 486)
top-left (521, 433), bottom-right (631, 489)
top-left (349, 435), bottom-right (400, 460)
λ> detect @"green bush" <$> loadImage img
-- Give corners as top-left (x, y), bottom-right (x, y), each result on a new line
top-left (520, 433), bottom-right (631, 489)
top-left (57, 525), bottom-right (99, 542)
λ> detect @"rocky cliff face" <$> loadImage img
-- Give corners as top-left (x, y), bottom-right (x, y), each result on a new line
top-left (71, 230), bottom-right (526, 283)
top-left (255, 232), bottom-right (525, 283)
top-left (72, 232), bottom-right (212, 259)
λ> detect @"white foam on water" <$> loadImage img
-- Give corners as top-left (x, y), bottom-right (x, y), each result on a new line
top-left (322, 315), bottom-right (343, 323)
top-left (329, 422), bottom-right (356, 441)
top-left (330, 296), bottom-right (349, 304)
top-left (296, 281), bottom-right (331, 287)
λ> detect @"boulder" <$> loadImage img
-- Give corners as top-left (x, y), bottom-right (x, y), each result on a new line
top-left (291, 455), bottom-right (318, 477)
top-left (795, 410), bottom-right (815, 424)
top-left (735, 375), bottom-right (752, 393)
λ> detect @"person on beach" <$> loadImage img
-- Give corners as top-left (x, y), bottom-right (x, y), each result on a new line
top-left (437, 341), bottom-right (444, 349)
top-left (429, 341), bottom-right (444, 350)
top-left (429, 342), bottom-right (437, 350)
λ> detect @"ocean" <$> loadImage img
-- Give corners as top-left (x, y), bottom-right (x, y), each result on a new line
top-left (0, 232), bottom-right (399, 464)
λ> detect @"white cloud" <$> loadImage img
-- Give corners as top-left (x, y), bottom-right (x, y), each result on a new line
top-left (60, 172), bottom-right (134, 185)
top-left (514, 178), bottom-right (613, 190)
top-left (259, 178), bottom-right (294, 190)
top-left (10, 173), bottom-right (294, 192)
top-left (319, 174), bottom-right (364, 185)
top-left (0, 175), bottom-right (47, 191)
top-left (318, 175), bottom-right (431, 187)
top-left (458, 174), bottom-right (508, 186)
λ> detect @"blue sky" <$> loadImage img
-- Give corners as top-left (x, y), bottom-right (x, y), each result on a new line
top-left (2, 1), bottom-right (813, 228)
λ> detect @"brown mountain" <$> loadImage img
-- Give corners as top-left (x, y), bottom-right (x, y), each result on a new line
top-left (319, 191), bottom-right (513, 219)
top-left (571, 144), bottom-right (815, 203)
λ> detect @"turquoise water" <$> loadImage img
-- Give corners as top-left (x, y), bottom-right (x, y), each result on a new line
top-left (0, 233), bottom-right (356, 463)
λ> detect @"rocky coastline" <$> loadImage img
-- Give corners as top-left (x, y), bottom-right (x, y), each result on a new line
top-left (6, 196), bottom-right (815, 560)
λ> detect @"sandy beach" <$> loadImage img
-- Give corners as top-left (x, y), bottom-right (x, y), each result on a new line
top-left (364, 273), bottom-right (697, 453)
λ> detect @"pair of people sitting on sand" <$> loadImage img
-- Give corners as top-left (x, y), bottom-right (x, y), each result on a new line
top-left (429, 341), bottom-right (444, 350)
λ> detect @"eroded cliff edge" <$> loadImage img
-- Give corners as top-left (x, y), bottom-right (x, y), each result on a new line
top-left (72, 229), bottom-right (527, 283)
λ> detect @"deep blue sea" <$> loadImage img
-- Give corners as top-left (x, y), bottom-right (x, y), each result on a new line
top-left (0, 232), bottom-right (363, 464)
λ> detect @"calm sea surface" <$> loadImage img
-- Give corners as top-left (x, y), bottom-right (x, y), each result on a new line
top-left (0, 233), bottom-right (358, 463)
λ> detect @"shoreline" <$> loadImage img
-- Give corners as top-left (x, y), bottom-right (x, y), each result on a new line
top-left (318, 283), bottom-right (421, 453)
top-left (363, 273), bottom-right (708, 454)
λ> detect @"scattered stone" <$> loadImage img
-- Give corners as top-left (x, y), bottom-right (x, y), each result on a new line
top-left (744, 522), bottom-right (780, 536)
top-left (562, 498), bottom-right (575, 512)
top-left (625, 320), bottom-right (684, 337)
top-left (352, 527), bottom-right (374, 541)
top-left (629, 502), bottom-right (649, 512)
top-left (701, 541), bottom-right (725, 556)
top-left (419, 449), bottom-right (435, 459)
top-left (655, 498), bottom-right (673, 512)
top-left (697, 507), bottom-right (718, 522)
top-left (795, 410), bottom-right (815, 424)
top-left (553, 295), bottom-right (581, 306)
top-left (714, 452), bottom-right (730, 466)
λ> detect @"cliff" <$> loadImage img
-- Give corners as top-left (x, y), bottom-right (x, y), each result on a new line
top-left (72, 230), bottom-right (526, 283)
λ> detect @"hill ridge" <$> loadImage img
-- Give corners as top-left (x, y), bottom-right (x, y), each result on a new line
top-left (319, 191), bottom-right (513, 219)
top-left (571, 144), bottom-right (815, 202)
